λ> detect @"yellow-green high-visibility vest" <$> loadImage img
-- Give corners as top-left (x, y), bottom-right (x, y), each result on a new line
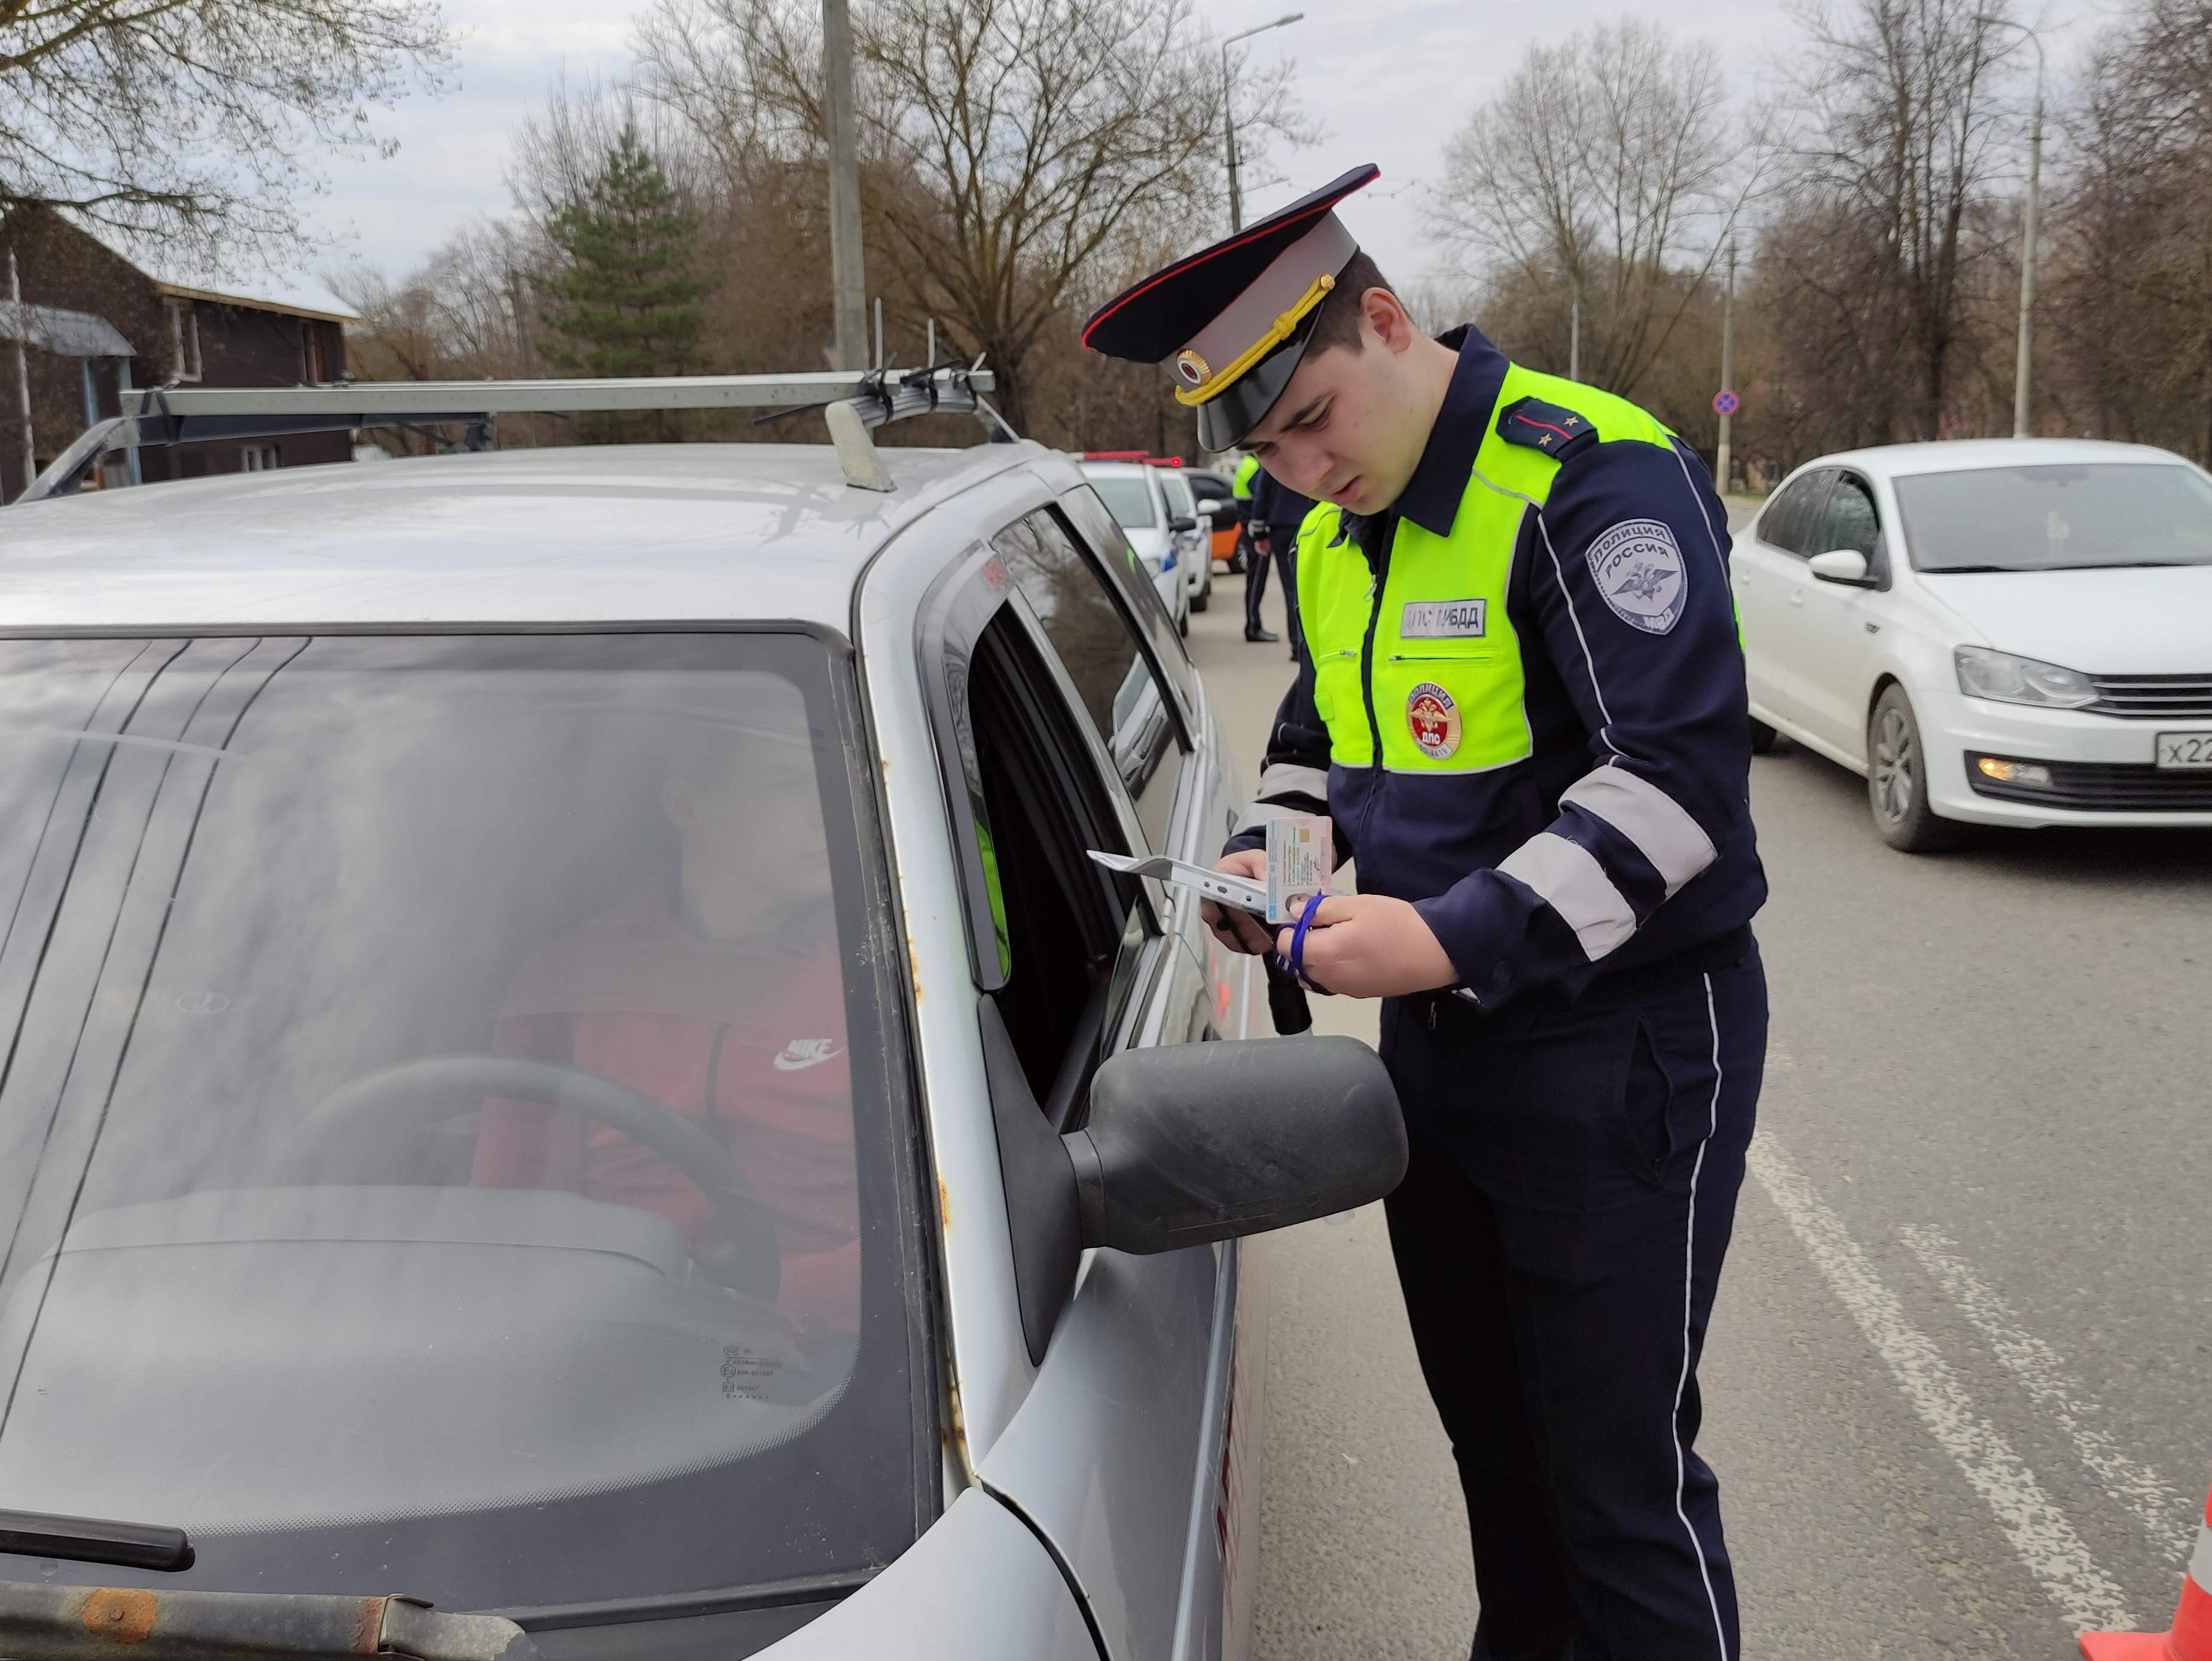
top-left (1295, 365), bottom-right (1675, 773)
top-left (1232, 454), bottom-right (1260, 501)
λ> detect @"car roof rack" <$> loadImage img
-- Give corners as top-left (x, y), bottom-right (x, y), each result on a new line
top-left (17, 364), bottom-right (1006, 505)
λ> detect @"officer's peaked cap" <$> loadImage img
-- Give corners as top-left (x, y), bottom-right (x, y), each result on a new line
top-left (1083, 164), bottom-right (1380, 450)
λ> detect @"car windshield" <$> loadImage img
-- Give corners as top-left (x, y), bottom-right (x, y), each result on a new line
top-left (0, 633), bottom-right (918, 1621)
top-left (1087, 475), bottom-right (1158, 529)
top-left (1893, 462), bottom-right (2212, 572)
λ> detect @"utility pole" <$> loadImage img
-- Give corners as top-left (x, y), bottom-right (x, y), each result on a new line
top-left (822, 0), bottom-right (868, 371)
top-left (1978, 16), bottom-right (2044, 438)
top-left (10, 249), bottom-right (32, 498)
top-left (2013, 47), bottom-right (2043, 438)
top-left (1222, 13), bottom-right (1302, 234)
top-left (1716, 241), bottom-right (1736, 493)
top-left (1569, 275), bottom-right (1581, 384)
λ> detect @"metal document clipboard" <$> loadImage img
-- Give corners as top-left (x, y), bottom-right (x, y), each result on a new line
top-left (1086, 850), bottom-right (1268, 916)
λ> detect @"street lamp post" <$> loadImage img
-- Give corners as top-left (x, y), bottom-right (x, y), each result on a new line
top-left (1978, 16), bottom-right (2045, 440)
top-left (1222, 13), bottom-right (1302, 234)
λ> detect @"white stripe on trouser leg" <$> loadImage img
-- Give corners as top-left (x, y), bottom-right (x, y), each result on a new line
top-left (1496, 832), bottom-right (1636, 960)
top-left (1671, 973), bottom-right (1730, 1660)
top-left (1561, 767), bottom-right (1717, 895)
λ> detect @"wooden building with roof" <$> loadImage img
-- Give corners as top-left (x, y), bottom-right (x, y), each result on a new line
top-left (1, 205), bottom-right (355, 502)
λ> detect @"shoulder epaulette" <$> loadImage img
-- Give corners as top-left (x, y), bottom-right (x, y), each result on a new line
top-left (1496, 395), bottom-right (1600, 462)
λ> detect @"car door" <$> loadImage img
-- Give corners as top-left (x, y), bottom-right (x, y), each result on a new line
top-left (1789, 468), bottom-right (1892, 761)
top-left (1732, 467), bottom-right (1834, 732)
top-left (1053, 489), bottom-right (1266, 1047)
top-left (920, 524), bottom-right (1252, 1661)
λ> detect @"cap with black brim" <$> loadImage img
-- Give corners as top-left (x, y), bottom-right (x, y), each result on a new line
top-left (1082, 164), bottom-right (1380, 450)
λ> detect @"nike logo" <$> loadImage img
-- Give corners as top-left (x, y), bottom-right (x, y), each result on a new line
top-left (773, 1039), bottom-right (843, 1071)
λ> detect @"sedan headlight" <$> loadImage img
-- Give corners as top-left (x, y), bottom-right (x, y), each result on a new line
top-left (1954, 646), bottom-right (2097, 709)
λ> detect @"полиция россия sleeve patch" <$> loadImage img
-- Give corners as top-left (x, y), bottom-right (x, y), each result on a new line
top-left (1584, 519), bottom-right (1688, 635)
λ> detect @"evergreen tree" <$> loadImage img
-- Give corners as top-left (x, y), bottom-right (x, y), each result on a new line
top-left (538, 126), bottom-right (711, 437)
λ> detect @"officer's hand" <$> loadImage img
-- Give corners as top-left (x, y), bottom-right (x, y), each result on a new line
top-left (1251, 535), bottom-right (1271, 557)
top-left (1275, 895), bottom-right (1459, 999)
top-left (1201, 851), bottom-right (1274, 956)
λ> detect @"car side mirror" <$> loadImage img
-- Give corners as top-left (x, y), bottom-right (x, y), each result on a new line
top-left (1195, 498), bottom-right (1224, 517)
top-left (1167, 514), bottom-right (1198, 535)
top-left (1808, 548), bottom-right (1876, 587)
top-left (1063, 1037), bottom-right (1407, 1254)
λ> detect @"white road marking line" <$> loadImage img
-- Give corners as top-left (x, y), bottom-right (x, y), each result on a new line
top-left (1901, 1223), bottom-right (2196, 1546)
top-left (1747, 1136), bottom-right (2136, 1632)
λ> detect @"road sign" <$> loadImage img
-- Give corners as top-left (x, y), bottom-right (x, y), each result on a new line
top-left (1713, 389), bottom-right (1740, 417)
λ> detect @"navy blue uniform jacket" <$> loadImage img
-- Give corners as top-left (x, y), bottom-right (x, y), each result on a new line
top-left (1226, 326), bottom-right (1766, 1010)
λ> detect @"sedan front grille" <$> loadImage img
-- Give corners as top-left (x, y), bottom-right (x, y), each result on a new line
top-left (1967, 757), bottom-right (2212, 811)
top-left (2086, 672), bottom-right (2212, 719)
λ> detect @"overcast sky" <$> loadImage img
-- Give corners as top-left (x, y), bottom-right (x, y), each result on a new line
top-left (309, 0), bottom-right (1987, 293)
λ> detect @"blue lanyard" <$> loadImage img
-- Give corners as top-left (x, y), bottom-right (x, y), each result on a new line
top-left (1269, 889), bottom-right (1332, 995)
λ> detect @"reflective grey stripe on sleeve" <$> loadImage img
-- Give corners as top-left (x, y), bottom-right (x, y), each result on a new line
top-left (1561, 766), bottom-right (1717, 897)
top-left (1232, 797), bottom-right (1314, 835)
top-left (1497, 831), bottom-right (1636, 961)
top-left (1255, 762), bottom-right (1331, 804)
top-left (2190, 1520), bottom-right (2212, 1593)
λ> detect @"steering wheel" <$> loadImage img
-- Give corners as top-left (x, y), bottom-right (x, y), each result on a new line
top-left (293, 1053), bottom-right (782, 1301)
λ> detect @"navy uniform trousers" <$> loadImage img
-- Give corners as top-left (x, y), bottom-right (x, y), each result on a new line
top-left (1380, 940), bottom-right (1766, 1661)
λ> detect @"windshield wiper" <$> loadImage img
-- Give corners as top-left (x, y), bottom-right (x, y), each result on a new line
top-left (0, 1509), bottom-right (193, 1573)
top-left (0, 1582), bottom-right (538, 1661)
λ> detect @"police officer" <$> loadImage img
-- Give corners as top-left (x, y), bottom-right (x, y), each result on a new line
top-left (1084, 165), bottom-right (1768, 1661)
top-left (1231, 452), bottom-right (1278, 642)
top-left (1246, 461), bottom-right (1313, 659)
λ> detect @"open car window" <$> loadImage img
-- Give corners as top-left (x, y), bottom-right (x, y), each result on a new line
top-left (960, 609), bottom-right (1154, 1127)
top-left (0, 632), bottom-right (923, 1626)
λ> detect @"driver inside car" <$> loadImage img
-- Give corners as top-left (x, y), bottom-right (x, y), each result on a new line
top-left (470, 721), bottom-right (859, 1333)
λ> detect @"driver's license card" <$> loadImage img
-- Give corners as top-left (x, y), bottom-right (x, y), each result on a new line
top-left (1265, 815), bottom-right (1334, 925)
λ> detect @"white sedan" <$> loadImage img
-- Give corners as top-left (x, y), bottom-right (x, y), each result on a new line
top-left (1733, 438), bottom-right (2212, 850)
top-left (1078, 459), bottom-right (1206, 635)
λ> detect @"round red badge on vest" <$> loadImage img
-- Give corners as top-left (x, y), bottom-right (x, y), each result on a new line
top-left (1406, 681), bottom-right (1460, 760)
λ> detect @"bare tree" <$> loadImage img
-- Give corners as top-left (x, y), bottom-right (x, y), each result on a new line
top-left (0, 0), bottom-right (452, 266)
top-left (1765, 0), bottom-right (2024, 441)
top-left (2042, 0), bottom-right (2212, 458)
top-left (1427, 19), bottom-right (1755, 397)
top-left (634, 0), bottom-right (1299, 429)
top-left (508, 76), bottom-right (713, 231)
top-left (331, 216), bottom-right (546, 383)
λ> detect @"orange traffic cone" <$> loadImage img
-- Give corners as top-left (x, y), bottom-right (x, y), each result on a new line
top-left (2082, 1483), bottom-right (2212, 1660)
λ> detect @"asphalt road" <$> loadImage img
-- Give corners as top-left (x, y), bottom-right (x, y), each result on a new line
top-left (1180, 524), bottom-right (2212, 1661)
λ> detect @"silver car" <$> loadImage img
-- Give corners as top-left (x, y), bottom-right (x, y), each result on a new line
top-left (0, 383), bottom-right (1402, 1661)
